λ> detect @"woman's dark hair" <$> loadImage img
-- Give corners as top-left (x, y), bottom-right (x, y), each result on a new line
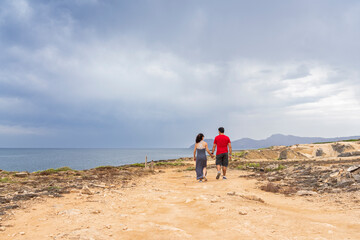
top-left (196, 133), bottom-right (204, 143)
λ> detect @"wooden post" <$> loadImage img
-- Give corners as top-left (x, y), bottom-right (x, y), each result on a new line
top-left (150, 160), bottom-right (154, 171)
top-left (145, 156), bottom-right (148, 168)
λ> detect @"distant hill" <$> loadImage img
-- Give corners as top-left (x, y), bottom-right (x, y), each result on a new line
top-left (189, 134), bottom-right (360, 150)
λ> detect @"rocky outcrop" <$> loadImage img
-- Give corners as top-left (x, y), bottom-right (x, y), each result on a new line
top-left (338, 151), bottom-right (360, 157)
top-left (242, 163), bottom-right (360, 195)
top-left (316, 148), bottom-right (324, 157)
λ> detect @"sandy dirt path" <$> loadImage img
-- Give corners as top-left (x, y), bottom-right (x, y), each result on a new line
top-left (1, 166), bottom-right (359, 240)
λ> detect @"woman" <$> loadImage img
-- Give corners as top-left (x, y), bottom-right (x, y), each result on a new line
top-left (193, 133), bottom-right (214, 182)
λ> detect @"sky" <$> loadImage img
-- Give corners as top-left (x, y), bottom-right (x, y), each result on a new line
top-left (0, 0), bottom-right (359, 148)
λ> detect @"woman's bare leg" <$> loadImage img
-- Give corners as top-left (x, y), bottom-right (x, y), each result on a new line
top-left (203, 167), bottom-right (207, 181)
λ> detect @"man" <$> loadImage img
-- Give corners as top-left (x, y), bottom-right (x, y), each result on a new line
top-left (212, 127), bottom-right (232, 180)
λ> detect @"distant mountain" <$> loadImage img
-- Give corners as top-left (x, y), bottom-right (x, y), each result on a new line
top-left (189, 134), bottom-right (360, 150)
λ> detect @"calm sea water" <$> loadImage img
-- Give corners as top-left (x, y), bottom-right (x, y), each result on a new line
top-left (0, 148), bottom-right (193, 172)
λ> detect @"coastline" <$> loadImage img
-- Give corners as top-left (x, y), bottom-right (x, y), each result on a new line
top-left (0, 142), bottom-right (360, 239)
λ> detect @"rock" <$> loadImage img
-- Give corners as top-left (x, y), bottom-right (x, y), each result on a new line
top-left (0, 197), bottom-right (10, 204)
top-left (0, 226), bottom-right (5, 231)
top-left (336, 179), bottom-right (354, 188)
top-left (279, 150), bottom-right (288, 160)
top-left (267, 176), bottom-right (282, 182)
top-left (19, 232), bottom-right (25, 235)
top-left (238, 211), bottom-right (247, 215)
top-left (339, 151), bottom-right (360, 158)
top-left (12, 193), bottom-right (38, 201)
top-left (296, 190), bottom-right (318, 196)
top-left (14, 172), bottom-right (29, 178)
top-left (329, 171), bottom-right (339, 178)
top-left (347, 165), bottom-right (360, 173)
top-left (265, 164), bottom-right (279, 171)
top-left (316, 148), bottom-right (324, 157)
top-left (353, 174), bottom-right (360, 182)
top-left (81, 185), bottom-right (93, 195)
top-left (332, 143), bottom-right (346, 153)
top-left (237, 194), bottom-right (265, 203)
top-left (227, 192), bottom-right (236, 196)
top-left (3, 205), bottom-right (19, 210)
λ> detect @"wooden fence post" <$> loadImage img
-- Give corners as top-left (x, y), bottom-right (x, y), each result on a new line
top-left (150, 160), bottom-right (154, 171)
top-left (145, 156), bottom-right (148, 168)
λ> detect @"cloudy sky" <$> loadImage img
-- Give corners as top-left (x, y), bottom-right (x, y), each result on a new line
top-left (0, 0), bottom-right (359, 148)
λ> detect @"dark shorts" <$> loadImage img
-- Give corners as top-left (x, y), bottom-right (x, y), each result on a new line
top-left (216, 153), bottom-right (228, 167)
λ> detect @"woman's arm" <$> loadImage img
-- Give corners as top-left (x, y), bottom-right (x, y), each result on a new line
top-left (205, 142), bottom-right (214, 158)
top-left (193, 144), bottom-right (197, 161)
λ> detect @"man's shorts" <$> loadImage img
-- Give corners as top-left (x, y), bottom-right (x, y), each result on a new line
top-left (216, 153), bottom-right (228, 167)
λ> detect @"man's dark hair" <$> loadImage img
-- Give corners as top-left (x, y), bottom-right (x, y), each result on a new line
top-left (196, 133), bottom-right (204, 143)
top-left (218, 127), bottom-right (225, 133)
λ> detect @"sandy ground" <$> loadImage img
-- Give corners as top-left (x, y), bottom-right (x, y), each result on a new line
top-left (1, 164), bottom-right (360, 240)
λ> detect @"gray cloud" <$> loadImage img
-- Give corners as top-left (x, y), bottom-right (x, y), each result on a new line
top-left (0, 0), bottom-right (359, 147)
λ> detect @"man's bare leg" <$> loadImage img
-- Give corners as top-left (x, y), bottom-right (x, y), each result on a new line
top-left (216, 165), bottom-right (221, 179)
top-left (222, 166), bottom-right (227, 176)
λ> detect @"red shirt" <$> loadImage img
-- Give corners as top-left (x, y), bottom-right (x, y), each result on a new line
top-left (214, 135), bottom-right (231, 155)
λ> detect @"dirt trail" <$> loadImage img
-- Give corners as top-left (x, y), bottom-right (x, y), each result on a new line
top-left (1, 165), bottom-right (359, 240)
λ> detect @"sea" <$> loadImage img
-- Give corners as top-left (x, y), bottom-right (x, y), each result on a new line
top-left (0, 148), bottom-right (193, 172)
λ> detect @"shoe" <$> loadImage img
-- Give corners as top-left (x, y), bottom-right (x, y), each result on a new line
top-left (223, 176), bottom-right (227, 180)
top-left (216, 172), bottom-right (221, 180)
top-left (203, 177), bottom-right (207, 182)
top-left (199, 180), bottom-right (203, 183)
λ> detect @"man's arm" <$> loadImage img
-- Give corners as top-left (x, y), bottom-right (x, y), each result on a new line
top-left (228, 142), bottom-right (232, 160)
top-left (212, 143), bottom-right (216, 154)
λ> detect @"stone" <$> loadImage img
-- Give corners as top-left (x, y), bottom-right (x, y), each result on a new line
top-left (227, 192), bottom-right (236, 196)
top-left (332, 143), bottom-right (346, 153)
top-left (316, 148), bottom-right (324, 157)
top-left (347, 165), bottom-right (360, 173)
top-left (0, 226), bottom-right (5, 231)
top-left (12, 193), bottom-right (38, 201)
top-left (279, 150), bottom-right (288, 160)
top-left (265, 164), bottom-right (279, 171)
top-left (238, 211), bottom-right (247, 215)
top-left (329, 171), bottom-right (339, 178)
top-left (81, 185), bottom-right (93, 195)
top-left (0, 197), bottom-right (10, 204)
top-left (336, 179), bottom-right (354, 188)
top-left (353, 174), bottom-right (360, 182)
top-left (15, 172), bottom-right (29, 178)
top-left (296, 190), bottom-right (318, 196)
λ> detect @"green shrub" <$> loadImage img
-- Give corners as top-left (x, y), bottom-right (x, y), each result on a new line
top-left (184, 166), bottom-right (195, 171)
top-left (36, 167), bottom-right (75, 175)
top-left (131, 163), bottom-right (145, 167)
top-left (0, 177), bottom-right (12, 183)
top-left (233, 151), bottom-right (246, 157)
top-left (155, 162), bottom-right (185, 166)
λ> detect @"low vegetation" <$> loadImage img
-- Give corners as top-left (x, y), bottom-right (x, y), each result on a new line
top-left (313, 139), bottom-right (360, 144)
top-left (155, 161), bottom-right (185, 166)
top-left (265, 164), bottom-right (285, 172)
top-left (0, 177), bottom-right (13, 183)
top-left (184, 166), bottom-right (195, 171)
top-left (35, 167), bottom-right (75, 175)
top-left (233, 151), bottom-right (246, 158)
top-left (237, 162), bottom-right (260, 170)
